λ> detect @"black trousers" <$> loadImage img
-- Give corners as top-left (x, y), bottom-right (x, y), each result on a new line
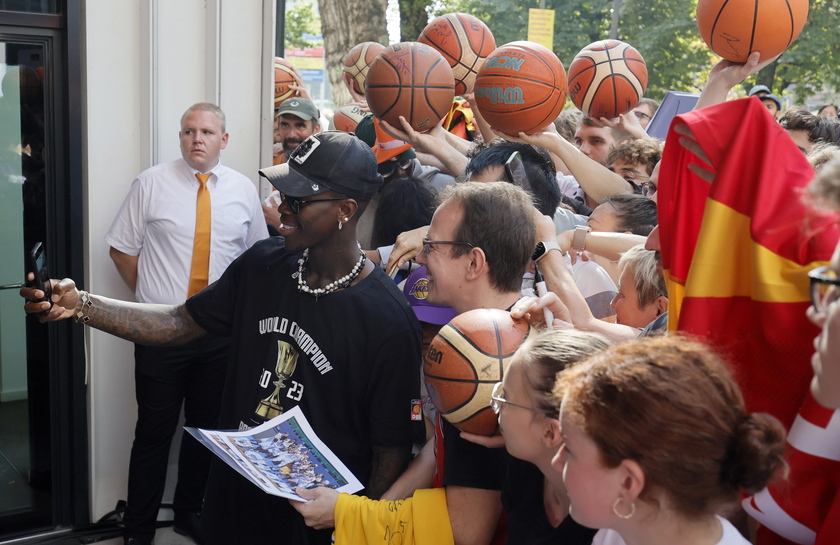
top-left (122, 336), bottom-right (229, 540)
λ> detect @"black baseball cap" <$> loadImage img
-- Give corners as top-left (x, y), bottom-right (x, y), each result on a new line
top-left (259, 131), bottom-right (383, 200)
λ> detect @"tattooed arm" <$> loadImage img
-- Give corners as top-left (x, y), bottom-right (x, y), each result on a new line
top-left (21, 276), bottom-right (206, 346)
top-left (367, 444), bottom-right (412, 500)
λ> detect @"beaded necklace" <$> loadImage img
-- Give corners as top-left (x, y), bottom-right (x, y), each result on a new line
top-left (297, 243), bottom-right (366, 298)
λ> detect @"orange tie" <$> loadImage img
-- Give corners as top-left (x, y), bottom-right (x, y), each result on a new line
top-left (188, 173), bottom-right (212, 296)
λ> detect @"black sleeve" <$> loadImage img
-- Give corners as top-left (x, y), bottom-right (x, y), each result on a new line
top-left (365, 327), bottom-right (423, 447)
top-left (441, 418), bottom-right (508, 490)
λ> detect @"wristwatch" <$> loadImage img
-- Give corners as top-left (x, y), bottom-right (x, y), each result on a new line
top-left (532, 240), bottom-right (562, 262)
top-left (571, 225), bottom-right (592, 252)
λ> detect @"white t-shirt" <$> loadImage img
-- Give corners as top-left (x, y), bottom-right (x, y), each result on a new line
top-left (106, 158), bottom-right (268, 304)
top-left (568, 254), bottom-right (617, 319)
top-left (522, 254), bottom-right (616, 320)
top-left (557, 173), bottom-right (584, 201)
top-left (591, 515), bottom-right (749, 545)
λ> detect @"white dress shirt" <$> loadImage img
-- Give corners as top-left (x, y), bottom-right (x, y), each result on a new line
top-left (106, 158), bottom-right (268, 304)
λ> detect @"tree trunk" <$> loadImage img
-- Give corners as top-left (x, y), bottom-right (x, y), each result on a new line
top-left (609, 0), bottom-right (623, 40)
top-left (317, 0), bottom-right (389, 106)
top-left (755, 60), bottom-right (779, 94)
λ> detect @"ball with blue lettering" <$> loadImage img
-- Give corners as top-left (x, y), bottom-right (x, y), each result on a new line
top-left (473, 41), bottom-right (567, 135)
top-left (567, 40), bottom-right (648, 120)
top-left (423, 308), bottom-right (533, 436)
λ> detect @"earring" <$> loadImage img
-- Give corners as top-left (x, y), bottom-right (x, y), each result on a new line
top-left (612, 497), bottom-right (635, 520)
top-left (338, 220), bottom-right (343, 230)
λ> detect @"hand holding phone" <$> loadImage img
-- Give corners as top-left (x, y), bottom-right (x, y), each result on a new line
top-left (27, 242), bottom-right (53, 312)
top-left (504, 151), bottom-right (531, 193)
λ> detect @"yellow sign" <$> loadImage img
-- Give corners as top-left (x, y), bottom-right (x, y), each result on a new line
top-left (528, 9), bottom-right (555, 50)
top-left (286, 56), bottom-right (324, 70)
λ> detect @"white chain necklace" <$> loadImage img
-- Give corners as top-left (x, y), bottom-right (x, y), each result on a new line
top-left (296, 243), bottom-right (366, 298)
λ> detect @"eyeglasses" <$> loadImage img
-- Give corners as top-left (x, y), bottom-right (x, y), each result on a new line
top-left (633, 110), bottom-right (651, 121)
top-left (490, 382), bottom-right (553, 416)
top-left (280, 193), bottom-right (347, 215)
top-left (640, 181), bottom-right (657, 197)
top-left (421, 237), bottom-right (474, 257)
top-left (380, 158), bottom-right (414, 178)
top-left (615, 168), bottom-right (650, 183)
top-left (809, 266), bottom-right (840, 313)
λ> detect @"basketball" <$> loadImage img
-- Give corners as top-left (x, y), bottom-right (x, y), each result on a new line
top-left (274, 57), bottom-right (301, 107)
top-left (473, 41), bottom-right (567, 135)
top-left (342, 42), bottom-right (386, 95)
top-left (423, 309), bottom-right (533, 436)
top-left (418, 12), bottom-right (496, 96)
top-left (330, 102), bottom-right (367, 133)
top-left (567, 40), bottom-right (648, 119)
top-left (696, 0), bottom-right (809, 63)
top-left (365, 42), bottom-right (455, 133)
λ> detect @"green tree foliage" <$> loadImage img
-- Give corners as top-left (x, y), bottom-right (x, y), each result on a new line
top-left (286, 0), bottom-right (322, 49)
top-left (617, 0), bottom-right (712, 99)
top-left (757, 0), bottom-right (840, 102)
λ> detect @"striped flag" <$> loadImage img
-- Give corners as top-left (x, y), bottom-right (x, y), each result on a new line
top-left (658, 97), bottom-right (837, 429)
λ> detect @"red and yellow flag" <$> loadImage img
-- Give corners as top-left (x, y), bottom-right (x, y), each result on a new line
top-left (658, 97), bottom-right (839, 430)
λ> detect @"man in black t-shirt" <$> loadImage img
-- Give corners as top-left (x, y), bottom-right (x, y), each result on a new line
top-left (23, 132), bottom-right (421, 545)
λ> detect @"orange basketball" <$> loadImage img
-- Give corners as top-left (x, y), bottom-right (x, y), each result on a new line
top-left (567, 40), bottom-right (648, 119)
top-left (330, 103), bottom-right (366, 133)
top-left (473, 41), bottom-right (567, 135)
top-left (343, 42), bottom-right (386, 95)
top-left (274, 57), bottom-right (301, 107)
top-left (418, 12), bottom-right (496, 95)
top-left (423, 309), bottom-right (533, 436)
top-left (697, 0), bottom-right (809, 63)
top-left (365, 42), bottom-right (455, 133)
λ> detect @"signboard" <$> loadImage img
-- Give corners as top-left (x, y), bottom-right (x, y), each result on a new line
top-left (285, 47), bottom-right (325, 83)
top-left (527, 9), bottom-right (555, 50)
top-left (299, 69), bottom-right (323, 82)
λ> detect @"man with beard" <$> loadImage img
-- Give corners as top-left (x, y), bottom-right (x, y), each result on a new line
top-left (276, 97), bottom-right (322, 163)
top-left (265, 97), bottom-right (323, 233)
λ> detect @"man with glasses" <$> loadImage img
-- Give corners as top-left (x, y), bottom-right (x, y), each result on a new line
top-left (605, 137), bottom-right (663, 194)
top-left (632, 97), bottom-right (660, 129)
top-left (407, 182), bottom-right (536, 544)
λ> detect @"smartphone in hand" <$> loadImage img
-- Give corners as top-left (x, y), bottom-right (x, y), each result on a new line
top-left (28, 242), bottom-right (53, 312)
top-left (504, 151), bottom-right (531, 193)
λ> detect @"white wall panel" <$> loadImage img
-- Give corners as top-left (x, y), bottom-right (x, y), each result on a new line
top-left (84, 0), bottom-right (274, 522)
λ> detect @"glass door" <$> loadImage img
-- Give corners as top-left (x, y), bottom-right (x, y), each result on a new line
top-left (0, 37), bottom-right (54, 536)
